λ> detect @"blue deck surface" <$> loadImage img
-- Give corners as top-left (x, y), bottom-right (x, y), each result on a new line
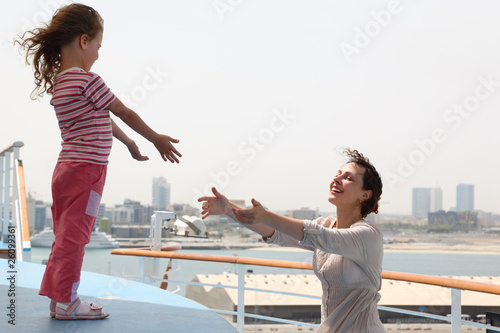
top-left (0, 259), bottom-right (237, 333)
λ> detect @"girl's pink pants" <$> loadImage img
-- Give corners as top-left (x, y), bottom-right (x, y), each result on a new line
top-left (39, 162), bottom-right (107, 303)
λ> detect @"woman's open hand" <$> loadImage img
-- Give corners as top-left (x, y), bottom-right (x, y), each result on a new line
top-left (198, 187), bottom-right (229, 219)
top-left (232, 198), bottom-right (267, 225)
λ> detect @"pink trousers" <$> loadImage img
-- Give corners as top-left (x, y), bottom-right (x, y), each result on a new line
top-left (39, 162), bottom-right (107, 303)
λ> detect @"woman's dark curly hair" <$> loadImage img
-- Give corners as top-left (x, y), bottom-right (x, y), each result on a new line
top-left (343, 148), bottom-right (383, 218)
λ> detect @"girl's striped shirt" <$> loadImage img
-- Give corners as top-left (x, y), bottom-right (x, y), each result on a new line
top-left (51, 67), bottom-right (116, 165)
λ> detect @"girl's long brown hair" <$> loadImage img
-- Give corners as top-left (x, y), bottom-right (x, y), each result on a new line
top-left (15, 3), bottom-right (103, 100)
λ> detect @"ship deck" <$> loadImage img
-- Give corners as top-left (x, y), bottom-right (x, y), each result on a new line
top-left (0, 259), bottom-right (236, 333)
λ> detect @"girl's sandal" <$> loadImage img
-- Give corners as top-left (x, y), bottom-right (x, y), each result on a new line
top-left (55, 297), bottom-right (109, 320)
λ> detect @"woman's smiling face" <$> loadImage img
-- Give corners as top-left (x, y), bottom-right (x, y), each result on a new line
top-left (328, 162), bottom-right (369, 208)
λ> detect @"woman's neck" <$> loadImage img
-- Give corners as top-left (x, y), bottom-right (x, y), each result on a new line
top-left (335, 207), bottom-right (363, 229)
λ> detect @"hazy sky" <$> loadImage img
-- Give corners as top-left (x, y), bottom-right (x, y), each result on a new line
top-left (1, 0), bottom-right (500, 216)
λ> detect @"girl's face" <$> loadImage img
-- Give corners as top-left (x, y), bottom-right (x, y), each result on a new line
top-left (328, 162), bottom-right (372, 209)
top-left (81, 30), bottom-right (103, 71)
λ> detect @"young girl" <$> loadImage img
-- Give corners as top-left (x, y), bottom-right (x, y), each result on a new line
top-left (17, 3), bottom-right (182, 320)
top-left (199, 149), bottom-right (386, 332)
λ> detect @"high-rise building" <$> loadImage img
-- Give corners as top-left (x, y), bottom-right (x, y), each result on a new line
top-left (412, 188), bottom-right (431, 219)
top-left (412, 187), bottom-right (443, 219)
top-left (430, 188), bottom-right (443, 213)
top-left (456, 184), bottom-right (474, 212)
top-left (152, 176), bottom-right (170, 209)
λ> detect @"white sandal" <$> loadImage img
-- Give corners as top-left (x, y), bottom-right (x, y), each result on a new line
top-left (55, 297), bottom-right (109, 320)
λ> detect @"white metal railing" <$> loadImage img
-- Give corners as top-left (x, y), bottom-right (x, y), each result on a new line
top-left (111, 248), bottom-right (500, 333)
top-left (0, 141), bottom-right (30, 262)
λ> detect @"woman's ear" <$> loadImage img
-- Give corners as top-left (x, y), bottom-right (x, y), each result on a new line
top-left (361, 190), bottom-right (373, 202)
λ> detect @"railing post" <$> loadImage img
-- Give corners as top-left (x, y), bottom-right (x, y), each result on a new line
top-left (16, 160), bottom-right (31, 262)
top-left (237, 264), bottom-right (245, 333)
top-left (138, 257), bottom-right (145, 283)
top-left (451, 288), bottom-right (461, 333)
top-left (2, 151), bottom-right (11, 243)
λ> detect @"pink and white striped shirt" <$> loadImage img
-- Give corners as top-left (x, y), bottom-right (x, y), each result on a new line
top-left (51, 67), bottom-right (116, 165)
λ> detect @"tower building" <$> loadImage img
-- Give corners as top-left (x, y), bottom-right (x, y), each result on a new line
top-left (456, 184), bottom-right (474, 212)
top-left (152, 176), bottom-right (170, 209)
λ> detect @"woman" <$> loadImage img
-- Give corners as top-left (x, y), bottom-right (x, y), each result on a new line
top-left (198, 149), bottom-right (385, 332)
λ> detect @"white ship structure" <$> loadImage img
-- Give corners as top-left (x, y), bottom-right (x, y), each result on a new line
top-left (31, 227), bottom-right (119, 248)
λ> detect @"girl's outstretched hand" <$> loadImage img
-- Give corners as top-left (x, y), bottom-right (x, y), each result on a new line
top-left (198, 187), bottom-right (229, 219)
top-left (232, 198), bottom-right (267, 225)
top-left (154, 134), bottom-right (182, 163)
top-left (127, 140), bottom-right (149, 161)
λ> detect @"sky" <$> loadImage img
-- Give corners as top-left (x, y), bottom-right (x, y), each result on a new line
top-left (1, 0), bottom-right (500, 216)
